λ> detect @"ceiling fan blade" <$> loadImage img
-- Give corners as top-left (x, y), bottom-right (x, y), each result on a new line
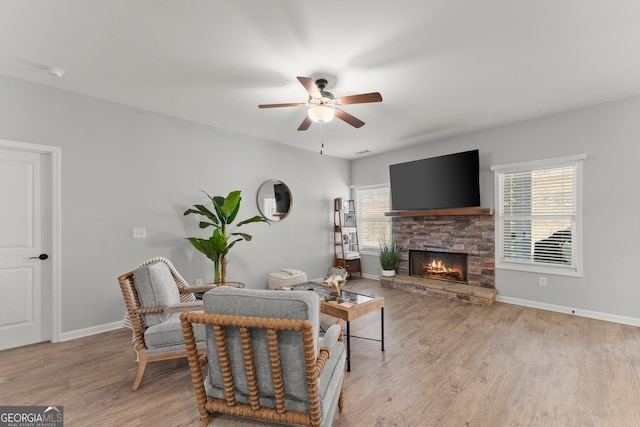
top-left (335, 109), bottom-right (365, 128)
top-left (297, 76), bottom-right (322, 98)
top-left (297, 115), bottom-right (313, 131)
top-left (336, 92), bottom-right (383, 105)
top-left (258, 102), bottom-right (306, 109)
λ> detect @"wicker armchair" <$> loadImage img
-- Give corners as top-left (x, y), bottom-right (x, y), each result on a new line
top-left (181, 287), bottom-right (346, 427)
top-left (118, 257), bottom-right (216, 390)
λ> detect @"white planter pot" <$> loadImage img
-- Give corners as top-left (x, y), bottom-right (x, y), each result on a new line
top-left (381, 269), bottom-right (396, 277)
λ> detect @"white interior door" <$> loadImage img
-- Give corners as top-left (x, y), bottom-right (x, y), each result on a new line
top-left (0, 147), bottom-right (52, 350)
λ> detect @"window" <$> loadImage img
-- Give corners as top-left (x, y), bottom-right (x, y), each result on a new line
top-left (491, 154), bottom-right (585, 277)
top-left (354, 184), bottom-right (391, 253)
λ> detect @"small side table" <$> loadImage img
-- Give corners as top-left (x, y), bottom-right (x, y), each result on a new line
top-left (195, 281), bottom-right (245, 300)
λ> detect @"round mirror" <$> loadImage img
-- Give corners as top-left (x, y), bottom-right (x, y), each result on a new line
top-left (257, 180), bottom-right (292, 221)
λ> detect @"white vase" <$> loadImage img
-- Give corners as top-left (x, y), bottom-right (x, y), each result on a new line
top-left (381, 269), bottom-right (396, 277)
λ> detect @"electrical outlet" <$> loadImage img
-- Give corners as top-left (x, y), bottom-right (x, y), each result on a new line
top-left (132, 227), bottom-right (146, 239)
top-left (538, 276), bottom-right (547, 287)
top-left (195, 279), bottom-right (203, 286)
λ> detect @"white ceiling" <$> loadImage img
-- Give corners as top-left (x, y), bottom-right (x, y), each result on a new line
top-left (2, 1), bottom-right (640, 159)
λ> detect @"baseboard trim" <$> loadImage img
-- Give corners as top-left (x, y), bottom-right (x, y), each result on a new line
top-left (60, 320), bottom-right (124, 342)
top-left (496, 295), bottom-right (640, 327)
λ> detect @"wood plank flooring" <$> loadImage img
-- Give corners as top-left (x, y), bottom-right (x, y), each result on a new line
top-left (3, 279), bottom-right (640, 426)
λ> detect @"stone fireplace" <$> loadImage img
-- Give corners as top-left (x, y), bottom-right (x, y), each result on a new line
top-left (381, 208), bottom-right (497, 305)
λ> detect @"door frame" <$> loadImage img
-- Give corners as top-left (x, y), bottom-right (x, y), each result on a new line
top-left (1, 138), bottom-right (61, 343)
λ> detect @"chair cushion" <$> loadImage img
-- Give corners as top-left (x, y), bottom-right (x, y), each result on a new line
top-left (134, 262), bottom-right (181, 326)
top-left (320, 351), bottom-right (345, 426)
top-left (205, 338), bottom-right (345, 419)
top-left (202, 287), bottom-right (321, 406)
top-left (317, 325), bottom-right (346, 425)
top-left (144, 313), bottom-right (205, 354)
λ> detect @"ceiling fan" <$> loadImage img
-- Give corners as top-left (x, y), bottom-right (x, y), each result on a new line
top-left (258, 76), bottom-right (383, 131)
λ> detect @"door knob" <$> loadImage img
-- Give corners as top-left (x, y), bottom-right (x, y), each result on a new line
top-left (29, 254), bottom-right (49, 260)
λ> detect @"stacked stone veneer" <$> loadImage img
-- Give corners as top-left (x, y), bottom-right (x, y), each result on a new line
top-left (380, 275), bottom-right (497, 305)
top-left (382, 213), bottom-right (496, 305)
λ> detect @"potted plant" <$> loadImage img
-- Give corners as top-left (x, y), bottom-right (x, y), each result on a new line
top-left (184, 190), bottom-right (269, 283)
top-left (379, 236), bottom-right (401, 277)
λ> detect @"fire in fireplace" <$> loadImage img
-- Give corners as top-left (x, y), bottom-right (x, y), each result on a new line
top-left (409, 250), bottom-right (468, 283)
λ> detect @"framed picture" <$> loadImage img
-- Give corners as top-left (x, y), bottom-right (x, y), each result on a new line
top-left (348, 200), bottom-right (355, 212)
top-left (344, 213), bottom-right (356, 227)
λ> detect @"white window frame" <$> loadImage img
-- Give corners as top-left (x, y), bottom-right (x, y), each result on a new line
top-left (353, 184), bottom-right (391, 255)
top-left (491, 154), bottom-right (585, 277)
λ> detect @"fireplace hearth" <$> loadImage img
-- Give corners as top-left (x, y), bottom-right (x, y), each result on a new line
top-left (391, 211), bottom-right (495, 289)
top-left (410, 250), bottom-right (468, 283)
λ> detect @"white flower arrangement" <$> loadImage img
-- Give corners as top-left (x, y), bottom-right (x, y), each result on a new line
top-left (325, 275), bottom-right (347, 292)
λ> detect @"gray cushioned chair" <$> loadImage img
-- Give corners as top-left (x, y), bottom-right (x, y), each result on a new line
top-left (118, 257), bottom-right (216, 390)
top-left (181, 286), bottom-right (346, 427)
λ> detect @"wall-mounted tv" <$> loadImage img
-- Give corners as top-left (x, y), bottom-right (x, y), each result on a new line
top-left (389, 149), bottom-right (480, 211)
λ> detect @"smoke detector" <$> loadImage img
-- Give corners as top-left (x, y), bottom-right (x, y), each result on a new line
top-left (43, 66), bottom-right (64, 78)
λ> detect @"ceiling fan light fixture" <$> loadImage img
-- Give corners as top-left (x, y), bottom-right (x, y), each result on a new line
top-left (308, 105), bottom-right (335, 123)
top-left (259, 76), bottom-right (381, 130)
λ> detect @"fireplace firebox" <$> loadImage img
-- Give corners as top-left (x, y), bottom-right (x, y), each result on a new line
top-left (409, 250), bottom-right (468, 283)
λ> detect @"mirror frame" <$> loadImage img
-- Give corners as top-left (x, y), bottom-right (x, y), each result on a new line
top-left (256, 179), bottom-right (292, 222)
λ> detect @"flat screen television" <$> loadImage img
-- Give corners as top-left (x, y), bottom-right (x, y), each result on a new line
top-left (389, 149), bottom-right (480, 210)
top-left (273, 183), bottom-right (291, 213)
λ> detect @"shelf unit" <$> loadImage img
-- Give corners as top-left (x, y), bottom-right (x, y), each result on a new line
top-left (333, 197), bottom-right (362, 278)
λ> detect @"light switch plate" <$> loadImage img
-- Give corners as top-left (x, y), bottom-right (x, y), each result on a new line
top-left (132, 227), bottom-right (146, 239)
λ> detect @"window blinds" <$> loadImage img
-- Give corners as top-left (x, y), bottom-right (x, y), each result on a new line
top-left (354, 185), bottom-right (391, 252)
top-left (497, 163), bottom-right (578, 270)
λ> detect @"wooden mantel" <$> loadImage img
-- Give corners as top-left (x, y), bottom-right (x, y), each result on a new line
top-left (385, 207), bottom-right (492, 217)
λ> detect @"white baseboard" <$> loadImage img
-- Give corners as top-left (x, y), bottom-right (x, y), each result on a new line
top-left (496, 295), bottom-right (640, 327)
top-left (60, 320), bottom-right (124, 342)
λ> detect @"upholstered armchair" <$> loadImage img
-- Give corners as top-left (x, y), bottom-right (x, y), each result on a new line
top-left (180, 287), bottom-right (346, 427)
top-left (118, 257), bottom-right (215, 390)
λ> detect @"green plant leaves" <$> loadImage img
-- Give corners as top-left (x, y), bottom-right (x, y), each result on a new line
top-left (237, 215), bottom-right (270, 227)
top-left (184, 190), bottom-right (269, 282)
top-left (379, 236), bottom-right (401, 269)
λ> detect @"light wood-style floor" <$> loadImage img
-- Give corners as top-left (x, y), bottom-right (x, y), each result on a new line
top-left (3, 279), bottom-right (640, 426)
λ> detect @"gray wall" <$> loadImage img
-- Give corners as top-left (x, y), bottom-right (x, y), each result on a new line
top-left (0, 76), bottom-right (351, 334)
top-left (352, 95), bottom-right (640, 321)
top-left (3, 72), bottom-right (640, 334)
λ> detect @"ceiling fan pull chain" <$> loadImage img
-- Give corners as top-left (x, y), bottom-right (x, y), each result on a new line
top-left (320, 124), bottom-right (324, 155)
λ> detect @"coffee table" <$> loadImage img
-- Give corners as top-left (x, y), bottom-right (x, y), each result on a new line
top-left (290, 282), bottom-right (384, 372)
